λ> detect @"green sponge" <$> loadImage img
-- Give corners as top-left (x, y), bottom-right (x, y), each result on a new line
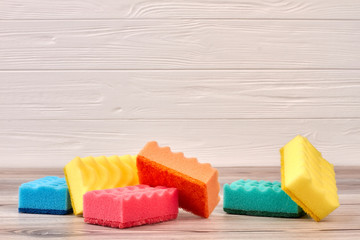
top-left (223, 179), bottom-right (305, 218)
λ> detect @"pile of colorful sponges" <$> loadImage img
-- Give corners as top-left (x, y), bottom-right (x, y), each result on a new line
top-left (19, 141), bottom-right (220, 228)
top-left (18, 135), bottom-right (339, 229)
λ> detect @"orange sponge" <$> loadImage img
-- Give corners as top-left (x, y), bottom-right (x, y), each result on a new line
top-left (137, 141), bottom-right (220, 218)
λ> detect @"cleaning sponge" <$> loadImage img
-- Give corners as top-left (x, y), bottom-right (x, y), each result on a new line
top-left (281, 135), bottom-right (340, 221)
top-left (83, 185), bottom-right (178, 228)
top-left (64, 155), bottom-right (139, 215)
top-left (19, 176), bottom-right (72, 215)
top-left (136, 141), bottom-right (220, 218)
top-left (223, 179), bottom-right (305, 218)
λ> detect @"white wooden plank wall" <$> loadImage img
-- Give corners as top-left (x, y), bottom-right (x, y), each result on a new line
top-left (1, 0), bottom-right (360, 167)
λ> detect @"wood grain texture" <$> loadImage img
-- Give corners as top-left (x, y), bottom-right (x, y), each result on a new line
top-left (2, 70), bottom-right (360, 119)
top-left (0, 119), bottom-right (359, 167)
top-left (1, 20), bottom-right (360, 70)
top-left (1, 0), bottom-right (360, 19)
top-left (1, 0), bottom-right (360, 170)
top-left (0, 167), bottom-right (359, 239)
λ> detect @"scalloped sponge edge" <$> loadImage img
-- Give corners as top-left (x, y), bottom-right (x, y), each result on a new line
top-left (19, 176), bottom-right (72, 215)
top-left (223, 179), bottom-right (304, 218)
top-left (83, 185), bottom-right (178, 228)
top-left (64, 155), bottom-right (139, 215)
top-left (136, 141), bottom-right (220, 218)
top-left (281, 135), bottom-right (339, 221)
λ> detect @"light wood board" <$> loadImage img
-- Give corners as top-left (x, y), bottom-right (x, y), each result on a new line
top-left (1, 20), bottom-right (360, 70)
top-left (2, 70), bottom-right (360, 119)
top-left (1, 0), bottom-right (360, 19)
top-left (1, 0), bottom-right (360, 168)
top-left (1, 119), bottom-right (359, 167)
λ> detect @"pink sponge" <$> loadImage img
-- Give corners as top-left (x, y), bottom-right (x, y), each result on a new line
top-left (83, 185), bottom-right (178, 229)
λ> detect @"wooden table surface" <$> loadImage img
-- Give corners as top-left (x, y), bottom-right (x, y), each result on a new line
top-left (1, 167), bottom-right (359, 239)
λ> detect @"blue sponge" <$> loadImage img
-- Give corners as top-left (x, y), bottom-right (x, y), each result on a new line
top-left (223, 179), bottom-right (305, 218)
top-left (19, 176), bottom-right (72, 215)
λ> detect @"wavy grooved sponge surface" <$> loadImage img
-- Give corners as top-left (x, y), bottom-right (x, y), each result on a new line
top-left (64, 155), bottom-right (139, 215)
top-left (19, 176), bottom-right (72, 215)
top-left (223, 179), bottom-right (305, 218)
top-left (137, 141), bottom-right (220, 218)
top-left (83, 185), bottom-right (178, 228)
top-left (281, 135), bottom-right (340, 221)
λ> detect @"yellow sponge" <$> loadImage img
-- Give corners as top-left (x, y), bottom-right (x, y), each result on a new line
top-left (64, 155), bottom-right (139, 215)
top-left (281, 135), bottom-right (339, 221)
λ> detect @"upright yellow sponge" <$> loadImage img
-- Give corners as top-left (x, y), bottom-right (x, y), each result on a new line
top-left (281, 135), bottom-right (339, 221)
top-left (64, 155), bottom-right (139, 215)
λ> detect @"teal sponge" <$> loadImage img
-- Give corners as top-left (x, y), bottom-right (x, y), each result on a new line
top-left (223, 179), bottom-right (305, 218)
